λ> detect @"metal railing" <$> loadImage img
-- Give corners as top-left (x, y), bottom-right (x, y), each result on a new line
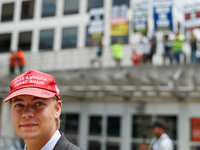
top-left (0, 44), bottom-right (191, 77)
top-left (0, 45), bottom-right (134, 77)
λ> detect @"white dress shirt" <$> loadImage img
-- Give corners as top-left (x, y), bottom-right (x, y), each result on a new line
top-left (151, 133), bottom-right (173, 150)
top-left (24, 130), bottom-right (61, 150)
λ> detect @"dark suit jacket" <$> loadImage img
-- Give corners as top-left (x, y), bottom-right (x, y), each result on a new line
top-left (53, 132), bottom-right (83, 150)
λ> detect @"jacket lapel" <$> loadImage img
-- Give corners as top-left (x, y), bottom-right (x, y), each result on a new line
top-left (53, 132), bottom-right (70, 150)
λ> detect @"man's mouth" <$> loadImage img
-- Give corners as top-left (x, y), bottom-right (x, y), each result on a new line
top-left (20, 124), bottom-right (37, 128)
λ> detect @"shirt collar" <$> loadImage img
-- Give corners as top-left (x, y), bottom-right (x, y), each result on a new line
top-left (24, 130), bottom-right (61, 150)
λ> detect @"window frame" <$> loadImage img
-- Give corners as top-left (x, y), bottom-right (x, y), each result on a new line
top-left (21, 0), bottom-right (35, 20)
top-left (0, 33), bottom-right (12, 53)
top-left (39, 28), bottom-right (55, 51)
top-left (61, 26), bottom-right (78, 49)
top-left (18, 31), bottom-right (33, 51)
top-left (1, 2), bottom-right (15, 22)
top-left (63, 0), bottom-right (79, 15)
top-left (41, 0), bottom-right (56, 18)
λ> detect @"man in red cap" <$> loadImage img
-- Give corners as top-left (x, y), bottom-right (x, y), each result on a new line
top-left (4, 70), bottom-right (82, 150)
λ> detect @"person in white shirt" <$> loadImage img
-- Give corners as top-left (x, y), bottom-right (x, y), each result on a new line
top-left (140, 120), bottom-right (173, 150)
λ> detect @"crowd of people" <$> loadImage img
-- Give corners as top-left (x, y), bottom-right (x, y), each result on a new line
top-left (9, 48), bottom-right (26, 75)
top-left (131, 31), bottom-right (199, 66)
top-left (89, 31), bottom-right (199, 67)
top-left (131, 32), bottom-right (188, 66)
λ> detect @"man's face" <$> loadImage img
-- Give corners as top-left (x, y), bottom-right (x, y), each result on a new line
top-left (11, 95), bottom-right (61, 141)
top-left (152, 126), bottom-right (162, 138)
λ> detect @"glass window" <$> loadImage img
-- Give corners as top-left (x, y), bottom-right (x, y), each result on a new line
top-left (87, 0), bottom-right (103, 11)
top-left (21, 0), bottom-right (35, 20)
top-left (0, 33), bottom-right (11, 53)
top-left (39, 29), bottom-right (54, 51)
top-left (42, 0), bottom-right (56, 17)
top-left (1, 3), bottom-right (15, 22)
top-left (89, 116), bottom-right (102, 136)
top-left (63, 0), bottom-right (79, 15)
top-left (88, 141), bottom-right (101, 150)
top-left (62, 27), bottom-right (78, 49)
top-left (191, 146), bottom-right (200, 150)
top-left (85, 25), bottom-right (91, 47)
top-left (65, 114), bottom-right (79, 135)
top-left (132, 115), bottom-right (152, 139)
top-left (18, 31), bottom-right (32, 51)
top-left (106, 142), bottom-right (119, 150)
top-left (111, 36), bottom-right (129, 44)
top-left (157, 116), bottom-right (177, 140)
top-left (112, 0), bottom-right (130, 7)
top-left (107, 116), bottom-right (120, 137)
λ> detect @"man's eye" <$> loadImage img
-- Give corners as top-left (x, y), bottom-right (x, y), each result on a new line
top-left (15, 104), bottom-right (24, 108)
top-left (35, 102), bottom-right (44, 107)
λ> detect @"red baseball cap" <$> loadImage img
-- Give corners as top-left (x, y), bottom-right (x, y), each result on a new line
top-left (3, 70), bottom-right (60, 102)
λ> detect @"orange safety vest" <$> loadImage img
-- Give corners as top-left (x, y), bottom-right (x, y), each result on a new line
top-left (9, 52), bottom-right (19, 67)
top-left (18, 50), bottom-right (26, 65)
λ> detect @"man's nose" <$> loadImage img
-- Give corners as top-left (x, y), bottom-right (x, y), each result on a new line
top-left (22, 106), bottom-right (34, 118)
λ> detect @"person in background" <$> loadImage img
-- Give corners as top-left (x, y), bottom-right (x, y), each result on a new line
top-left (190, 31), bottom-right (198, 63)
top-left (131, 50), bottom-right (142, 66)
top-left (172, 32), bottom-right (184, 64)
top-left (140, 120), bottom-right (173, 150)
top-left (18, 48), bottom-right (26, 73)
top-left (148, 36), bottom-right (157, 64)
top-left (96, 38), bottom-right (103, 67)
top-left (140, 33), bottom-right (149, 64)
top-left (3, 70), bottom-right (82, 150)
top-left (163, 35), bottom-right (173, 65)
top-left (9, 51), bottom-right (19, 75)
top-left (111, 38), bottom-right (123, 66)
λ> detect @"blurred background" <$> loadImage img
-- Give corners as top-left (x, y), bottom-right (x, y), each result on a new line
top-left (1, 0), bottom-right (200, 150)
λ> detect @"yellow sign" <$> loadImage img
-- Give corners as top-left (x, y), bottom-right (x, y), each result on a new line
top-left (111, 23), bottom-right (129, 36)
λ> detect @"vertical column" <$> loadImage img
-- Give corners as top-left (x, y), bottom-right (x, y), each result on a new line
top-left (79, 103), bottom-right (89, 150)
top-left (101, 112), bottom-right (107, 150)
top-left (32, 28), bottom-right (39, 53)
top-left (1, 100), bottom-right (15, 138)
top-left (78, 0), bottom-right (87, 48)
top-left (31, 0), bottom-right (42, 53)
top-left (11, 30), bottom-right (18, 51)
top-left (54, 0), bottom-right (63, 52)
top-left (178, 103), bottom-right (190, 150)
top-left (35, 0), bottom-right (42, 20)
top-left (121, 103), bottom-right (131, 150)
top-left (14, 0), bottom-right (21, 22)
top-left (11, 0), bottom-right (22, 51)
top-left (104, 0), bottom-right (112, 47)
top-left (0, 1), bottom-right (2, 22)
top-left (0, 98), bottom-right (2, 134)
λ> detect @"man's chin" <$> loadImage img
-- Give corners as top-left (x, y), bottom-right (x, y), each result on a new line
top-left (18, 132), bottom-right (39, 140)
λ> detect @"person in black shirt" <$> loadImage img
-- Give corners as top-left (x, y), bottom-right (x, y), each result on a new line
top-left (163, 35), bottom-right (173, 65)
top-left (190, 31), bottom-right (198, 63)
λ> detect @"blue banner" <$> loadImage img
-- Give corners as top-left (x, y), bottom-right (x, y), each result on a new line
top-left (154, 3), bottom-right (173, 31)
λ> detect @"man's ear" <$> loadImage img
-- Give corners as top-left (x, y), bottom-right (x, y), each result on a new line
top-left (55, 100), bottom-right (62, 118)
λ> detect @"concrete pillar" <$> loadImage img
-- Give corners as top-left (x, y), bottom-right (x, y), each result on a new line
top-left (0, 97), bottom-right (2, 134)
top-left (121, 103), bottom-right (131, 150)
top-left (54, 0), bottom-right (63, 52)
top-left (1, 101), bottom-right (15, 138)
top-left (178, 103), bottom-right (190, 150)
top-left (78, 0), bottom-right (87, 48)
top-left (31, 0), bottom-right (42, 53)
top-left (78, 103), bottom-right (88, 150)
top-left (104, 0), bottom-right (112, 47)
